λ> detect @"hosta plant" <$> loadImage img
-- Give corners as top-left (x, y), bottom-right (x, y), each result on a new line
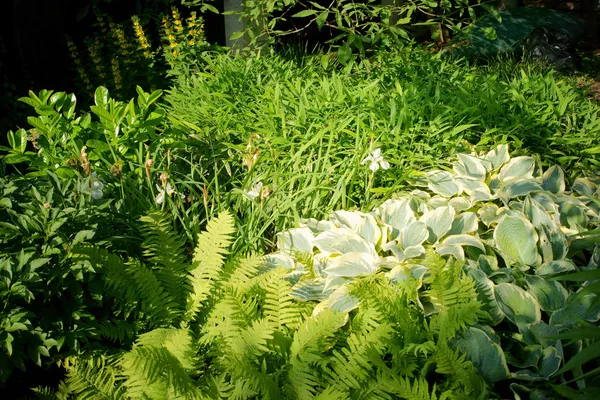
top-left (265, 144), bottom-right (600, 397)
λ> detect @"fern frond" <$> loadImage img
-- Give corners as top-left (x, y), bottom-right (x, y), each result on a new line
top-left (326, 323), bottom-right (393, 390)
top-left (140, 212), bottom-right (190, 315)
top-left (63, 355), bottom-right (126, 400)
top-left (31, 386), bottom-right (57, 400)
top-left (263, 268), bottom-right (303, 330)
top-left (363, 374), bottom-right (438, 400)
top-left (95, 318), bottom-right (141, 343)
top-left (119, 328), bottom-right (203, 400)
top-left (221, 253), bottom-right (263, 293)
top-left (185, 211), bottom-right (235, 322)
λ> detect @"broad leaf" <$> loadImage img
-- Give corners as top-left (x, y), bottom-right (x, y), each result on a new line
top-left (494, 215), bottom-right (539, 266)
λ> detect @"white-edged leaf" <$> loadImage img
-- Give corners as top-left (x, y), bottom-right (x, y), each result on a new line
top-left (495, 283), bottom-right (542, 325)
top-left (400, 220), bottom-right (429, 248)
top-left (494, 215), bottom-right (539, 266)
top-left (379, 199), bottom-right (415, 238)
top-left (312, 228), bottom-right (376, 257)
top-left (357, 213), bottom-right (381, 245)
top-left (448, 197), bottom-right (472, 211)
top-left (436, 244), bottom-right (465, 261)
top-left (485, 144), bottom-right (510, 170)
top-left (441, 234), bottom-right (485, 252)
top-left (323, 252), bottom-right (378, 277)
top-left (264, 253), bottom-right (295, 270)
top-left (277, 227), bottom-right (314, 255)
top-left (452, 327), bottom-right (510, 383)
top-left (498, 178), bottom-right (543, 198)
top-left (454, 154), bottom-right (487, 180)
top-left (524, 275), bottom-right (568, 312)
top-left (542, 166), bottom-right (565, 194)
top-left (536, 260), bottom-right (576, 277)
top-left (498, 156), bottom-right (535, 181)
top-left (449, 212), bottom-right (479, 235)
top-left (403, 245), bottom-right (426, 259)
top-left (572, 178), bottom-right (596, 196)
top-left (420, 206), bottom-right (456, 242)
top-left (426, 170), bottom-right (461, 197)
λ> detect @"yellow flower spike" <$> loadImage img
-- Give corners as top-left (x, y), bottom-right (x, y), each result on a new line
top-left (131, 15), bottom-right (152, 58)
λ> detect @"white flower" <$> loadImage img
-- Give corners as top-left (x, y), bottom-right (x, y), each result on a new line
top-left (55, 163), bottom-right (60, 169)
top-left (361, 148), bottom-right (390, 172)
top-left (89, 172), bottom-right (104, 200)
top-left (244, 181), bottom-right (263, 200)
top-left (156, 183), bottom-right (177, 205)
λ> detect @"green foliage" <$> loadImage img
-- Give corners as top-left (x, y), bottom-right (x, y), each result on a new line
top-left (211, 0), bottom-right (496, 59)
top-left (165, 48), bottom-right (600, 255)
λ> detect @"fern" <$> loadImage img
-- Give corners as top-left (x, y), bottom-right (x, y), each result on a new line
top-left (62, 355), bottom-right (126, 400)
top-left (139, 212), bottom-right (191, 320)
top-left (262, 267), bottom-right (303, 330)
top-left (185, 211), bottom-right (235, 322)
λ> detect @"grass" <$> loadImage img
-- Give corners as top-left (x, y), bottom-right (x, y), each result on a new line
top-left (160, 46), bottom-right (600, 254)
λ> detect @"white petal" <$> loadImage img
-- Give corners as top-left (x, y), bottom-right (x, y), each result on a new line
top-left (91, 189), bottom-right (103, 200)
top-left (379, 160), bottom-right (390, 170)
top-left (156, 184), bottom-right (163, 192)
top-left (156, 192), bottom-right (165, 205)
top-left (372, 148), bottom-right (381, 157)
top-left (369, 161), bottom-right (379, 172)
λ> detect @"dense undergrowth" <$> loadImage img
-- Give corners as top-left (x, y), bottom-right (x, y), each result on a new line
top-left (1, 46), bottom-right (600, 399)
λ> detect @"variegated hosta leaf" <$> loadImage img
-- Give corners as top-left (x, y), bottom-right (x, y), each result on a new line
top-left (264, 253), bottom-right (296, 270)
top-left (494, 283), bottom-right (542, 326)
top-left (494, 215), bottom-right (540, 266)
top-left (301, 217), bottom-right (336, 233)
top-left (379, 199), bottom-right (415, 239)
top-left (448, 197), bottom-right (472, 211)
top-left (572, 178), bottom-right (596, 196)
top-left (478, 204), bottom-right (500, 227)
top-left (441, 234), bottom-right (485, 252)
top-left (313, 286), bottom-right (359, 318)
top-left (454, 153), bottom-right (487, 180)
top-left (484, 144), bottom-right (510, 170)
top-left (498, 156), bottom-right (536, 181)
top-left (541, 166), bottom-right (565, 194)
top-left (467, 268), bottom-right (504, 325)
top-left (323, 252), bottom-right (378, 278)
top-left (330, 210), bottom-right (365, 231)
top-left (549, 294), bottom-right (600, 328)
top-left (558, 200), bottom-right (588, 233)
top-left (426, 170), bottom-right (461, 197)
top-left (420, 206), bottom-right (455, 243)
top-left (277, 227), bottom-right (314, 255)
top-left (400, 220), bottom-right (429, 248)
top-left (451, 327), bottom-right (510, 383)
top-left (291, 279), bottom-right (332, 301)
top-left (523, 275), bottom-right (568, 312)
top-left (435, 244), bottom-right (465, 261)
top-left (535, 260), bottom-right (576, 277)
top-left (356, 213), bottom-right (381, 245)
top-left (498, 178), bottom-right (543, 199)
top-left (312, 228), bottom-right (376, 257)
top-left (449, 212), bottom-right (479, 235)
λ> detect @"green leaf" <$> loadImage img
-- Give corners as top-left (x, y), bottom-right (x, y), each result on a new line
top-left (549, 294), bottom-right (600, 328)
top-left (94, 86), bottom-right (109, 106)
top-left (495, 283), bottom-right (542, 326)
top-left (277, 227), bottom-right (314, 255)
top-left (451, 327), bottom-right (510, 383)
top-left (494, 215), bottom-right (539, 266)
top-left (323, 252), bottom-right (378, 278)
top-left (426, 170), bottom-right (461, 197)
top-left (555, 341), bottom-right (600, 376)
top-left (316, 11), bottom-right (328, 29)
top-left (292, 10), bottom-right (318, 18)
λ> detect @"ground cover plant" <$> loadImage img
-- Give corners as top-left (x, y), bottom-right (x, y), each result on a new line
top-left (1, 44), bottom-right (600, 398)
